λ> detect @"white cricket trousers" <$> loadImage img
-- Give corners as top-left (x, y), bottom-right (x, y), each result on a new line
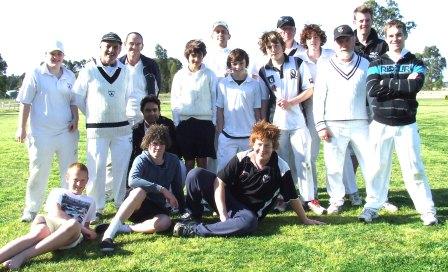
top-left (364, 121), bottom-right (436, 215)
top-left (323, 120), bottom-right (373, 206)
top-left (277, 127), bottom-right (315, 201)
top-left (216, 133), bottom-right (250, 172)
top-left (24, 131), bottom-right (78, 213)
top-left (87, 134), bottom-right (132, 213)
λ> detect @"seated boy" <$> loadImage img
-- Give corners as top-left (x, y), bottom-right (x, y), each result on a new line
top-left (98, 124), bottom-right (185, 252)
top-left (216, 48), bottom-right (262, 171)
top-left (0, 163), bottom-right (96, 270)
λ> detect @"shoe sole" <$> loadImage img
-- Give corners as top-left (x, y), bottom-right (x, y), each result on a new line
top-left (100, 247), bottom-right (114, 252)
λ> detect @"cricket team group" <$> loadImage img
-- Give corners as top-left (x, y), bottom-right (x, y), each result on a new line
top-left (1, 4), bottom-right (438, 270)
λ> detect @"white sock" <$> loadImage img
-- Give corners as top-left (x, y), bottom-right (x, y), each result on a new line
top-left (103, 218), bottom-right (122, 240)
top-left (117, 224), bottom-right (132, 234)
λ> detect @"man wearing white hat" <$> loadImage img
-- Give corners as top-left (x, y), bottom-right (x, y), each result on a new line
top-left (16, 40), bottom-right (78, 222)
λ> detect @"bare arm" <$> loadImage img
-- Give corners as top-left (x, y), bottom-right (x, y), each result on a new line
top-left (290, 199), bottom-right (324, 225)
top-left (214, 177), bottom-right (228, 222)
top-left (254, 108), bottom-right (261, 122)
top-left (68, 105), bottom-right (79, 132)
top-left (277, 87), bottom-right (313, 110)
top-left (261, 100), bottom-right (269, 121)
top-left (16, 103), bottom-right (31, 142)
top-left (216, 107), bottom-right (224, 133)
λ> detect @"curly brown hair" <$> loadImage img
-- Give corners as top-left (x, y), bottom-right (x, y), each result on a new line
top-left (249, 120), bottom-right (280, 150)
top-left (140, 124), bottom-right (172, 150)
top-left (299, 24), bottom-right (327, 49)
top-left (258, 31), bottom-right (285, 55)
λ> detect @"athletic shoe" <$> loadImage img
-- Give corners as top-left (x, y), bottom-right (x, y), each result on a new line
top-left (382, 202), bottom-right (398, 213)
top-left (421, 213), bottom-right (438, 226)
top-left (308, 199), bottom-right (326, 215)
top-left (173, 221), bottom-right (197, 237)
top-left (21, 211), bottom-right (37, 223)
top-left (95, 223), bottom-right (110, 234)
top-left (348, 192), bottom-right (363, 206)
top-left (327, 204), bottom-right (342, 215)
top-left (100, 238), bottom-right (115, 252)
top-left (358, 208), bottom-right (379, 223)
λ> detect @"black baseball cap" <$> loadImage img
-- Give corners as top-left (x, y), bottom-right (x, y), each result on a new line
top-left (277, 16), bottom-right (295, 28)
top-left (333, 25), bottom-right (354, 40)
top-left (101, 32), bottom-right (122, 44)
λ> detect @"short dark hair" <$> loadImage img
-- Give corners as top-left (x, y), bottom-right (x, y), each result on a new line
top-left (227, 48), bottom-right (249, 68)
top-left (353, 5), bottom-right (373, 19)
top-left (140, 124), bottom-right (172, 150)
top-left (299, 24), bottom-right (327, 49)
top-left (384, 19), bottom-right (408, 39)
top-left (184, 39), bottom-right (207, 59)
top-left (140, 94), bottom-right (161, 112)
top-left (259, 31), bottom-right (285, 55)
top-left (125, 32), bottom-right (143, 42)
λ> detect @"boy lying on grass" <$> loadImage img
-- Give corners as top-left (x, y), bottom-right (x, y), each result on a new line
top-left (0, 163), bottom-right (96, 270)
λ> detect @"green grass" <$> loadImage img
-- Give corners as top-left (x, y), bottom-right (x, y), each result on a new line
top-left (0, 98), bottom-right (447, 271)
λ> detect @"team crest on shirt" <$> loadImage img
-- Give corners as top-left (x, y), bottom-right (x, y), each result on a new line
top-left (290, 69), bottom-right (297, 79)
top-left (108, 90), bottom-right (115, 97)
top-left (67, 83), bottom-right (72, 90)
top-left (262, 174), bottom-right (271, 184)
top-left (267, 75), bottom-right (275, 84)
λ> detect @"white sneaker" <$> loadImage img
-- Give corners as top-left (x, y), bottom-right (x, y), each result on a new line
top-left (421, 213), bottom-right (438, 226)
top-left (21, 211), bottom-right (37, 222)
top-left (308, 200), bottom-right (326, 215)
top-left (348, 192), bottom-right (363, 206)
top-left (327, 204), bottom-right (342, 215)
top-left (358, 208), bottom-right (379, 223)
top-left (382, 202), bottom-right (398, 213)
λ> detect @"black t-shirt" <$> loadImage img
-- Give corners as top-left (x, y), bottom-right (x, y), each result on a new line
top-left (217, 150), bottom-right (298, 219)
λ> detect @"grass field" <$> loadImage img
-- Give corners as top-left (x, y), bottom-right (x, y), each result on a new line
top-left (0, 98), bottom-right (447, 271)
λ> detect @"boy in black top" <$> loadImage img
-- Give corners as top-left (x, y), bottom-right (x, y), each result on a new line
top-left (173, 121), bottom-right (322, 237)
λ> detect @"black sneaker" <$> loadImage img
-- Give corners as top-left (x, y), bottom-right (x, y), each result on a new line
top-left (173, 221), bottom-right (197, 237)
top-left (100, 238), bottom-right (115, 252)
top-left (95, 223), bottom-right (110, 234)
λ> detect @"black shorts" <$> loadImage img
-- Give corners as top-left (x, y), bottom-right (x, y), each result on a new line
top-left (129, 197), bottom-right (170, 223)
top-left (176, 118), bottom-right (216, 160)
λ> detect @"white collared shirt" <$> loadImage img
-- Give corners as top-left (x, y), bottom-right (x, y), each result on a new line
top-left (126, 59), bottom-right (147, 122)
top-left (17, 63), bottom-right (76, 136)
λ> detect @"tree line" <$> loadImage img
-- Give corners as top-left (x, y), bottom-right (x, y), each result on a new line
top-left (0, 0), bottom-right (446, 98)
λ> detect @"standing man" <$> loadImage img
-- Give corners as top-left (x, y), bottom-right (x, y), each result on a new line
top-left (258, 31), bottom-right (321, 214)
top-left (105, 32), bottom-right (162, 203)
top-left (204, 21), bottom-right (232, 174)
top-left (353, 5), bottom-right (388, 61)
top-left (313, 25), bottom-right (374, 214)
top-left (352, 4), bottom-right (398, 212)
top-left (119, 32), bottom-right (161, 125)
top-left (16, 41), bottom-right (78, 222)
top-left (276, 16), bottom-right (306, 57)
top-left (73, 32), bottom-right (132, 218)
top-left (359, 20), bottom-right (437, 225)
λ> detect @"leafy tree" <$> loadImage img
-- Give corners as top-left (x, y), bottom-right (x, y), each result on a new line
top-left (364, 0), bottom-right (416, 38)
top-left (63, 59), bottom-right (87, 76)
top-left (154, 44), bottom-right (182, 92)
top-left (0, 54), bottom-right (7, 75)
top-left (416, 46), bottom-right (447, 90)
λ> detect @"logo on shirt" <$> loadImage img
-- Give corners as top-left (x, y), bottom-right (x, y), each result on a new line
top-left (67, 83), bottom-right (72, 90)
top-left (108, 90), bottom-right (115, 97)
top-left (267, 75), bottom-right (275, 84)
top-left (262, 174), bottom-right (271, 184)
top-left (290, 69), bottom-right (297, 79)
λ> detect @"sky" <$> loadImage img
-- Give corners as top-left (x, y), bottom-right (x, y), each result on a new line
top-left (1, 0), bottom-right (446, 79)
